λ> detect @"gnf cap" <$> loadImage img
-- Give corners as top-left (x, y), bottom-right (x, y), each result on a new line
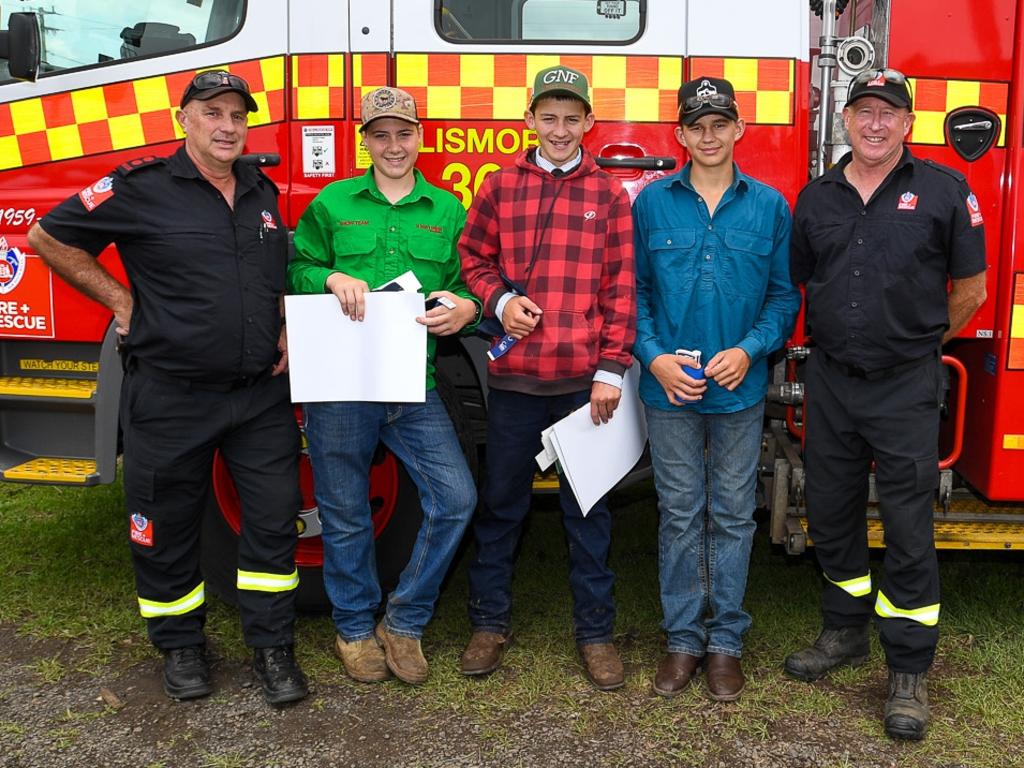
top-left (529, 66), bottom-right (592, 112)
top-left (360, 87), bottom-right (420, 131)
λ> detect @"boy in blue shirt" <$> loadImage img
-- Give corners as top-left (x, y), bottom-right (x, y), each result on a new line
top-left (632, 76), bottom-right (800, 701)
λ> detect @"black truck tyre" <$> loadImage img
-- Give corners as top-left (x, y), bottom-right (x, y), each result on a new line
top-left (201, 370), bottom-right (478, 612)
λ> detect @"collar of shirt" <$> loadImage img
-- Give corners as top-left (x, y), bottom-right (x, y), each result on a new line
top-left (350, 167), bottom-right (435, 207)
top-left (533, 148), bottom-right (582, 175)
top-left (666, 160), bottom-right (750, 200)
top-left (822, 145), bottom-right (915, 193)
top-left (167, 145), bottom-right (262, 197)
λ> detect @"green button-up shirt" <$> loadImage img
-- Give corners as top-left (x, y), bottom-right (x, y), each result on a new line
top-left (288, 168), bottom-right (478, 391)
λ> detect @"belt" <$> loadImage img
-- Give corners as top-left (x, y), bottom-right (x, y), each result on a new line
top-left (131, 359), bottom-right (271, 392)
top-left (820, 351), bottom-right (935, 381)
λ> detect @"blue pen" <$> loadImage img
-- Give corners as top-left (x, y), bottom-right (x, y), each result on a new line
top-left (487, 333), bottom-right (517, 361)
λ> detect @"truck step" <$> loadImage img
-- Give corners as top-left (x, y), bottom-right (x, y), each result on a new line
top-left (0, 376), bottom-right (96, 399)
top-left (799, 517), bottom-right (1024, 551)
top-left (2, 457), bottom-right (98, 484)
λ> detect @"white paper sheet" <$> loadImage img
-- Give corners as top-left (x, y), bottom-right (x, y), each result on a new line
top-left (284, 292), bottom-right (426, 403)
top-left (546, 365), bottom-right (648, 516)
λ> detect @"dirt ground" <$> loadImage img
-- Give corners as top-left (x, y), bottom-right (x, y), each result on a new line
top-left (0, 627), bottom-right (961, 768)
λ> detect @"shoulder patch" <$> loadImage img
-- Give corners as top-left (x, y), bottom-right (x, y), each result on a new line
top-left (923, 158), bottom-right (966, 184)
top-left (117, 155), bottom-right (166, 176)
top-left (78, 175), bottom-right (116, 212)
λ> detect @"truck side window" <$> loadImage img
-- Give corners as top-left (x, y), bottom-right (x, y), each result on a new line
top-left (437, 0), bottom-right (644, 43)
top-left (0, 0), bottom-right (245, 83)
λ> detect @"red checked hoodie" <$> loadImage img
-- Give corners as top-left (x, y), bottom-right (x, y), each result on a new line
top-left (459, 148), bottom-right (636, 395)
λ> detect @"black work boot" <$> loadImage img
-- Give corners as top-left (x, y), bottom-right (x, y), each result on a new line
top-left (884, 670), bottom-right (929, 740)
top-left (253, 645), bottom-right (309, 706)
top-left (783, 625), bottom-right (870, 681)
top-left (163, 645), bottom-right (213, 700)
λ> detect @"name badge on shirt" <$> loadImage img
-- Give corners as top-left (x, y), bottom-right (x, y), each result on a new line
top-left (897, 191), bottom-right (918, 211)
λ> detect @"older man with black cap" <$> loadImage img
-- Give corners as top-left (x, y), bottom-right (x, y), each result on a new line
top-left (27, 71), bottom-right (308, 705)
top-left (631, 75), bottom-right (799, 702)
top-left (288, 86), bottom-right (480, 687)
top-left (785, 68), bottom-right (987, 740)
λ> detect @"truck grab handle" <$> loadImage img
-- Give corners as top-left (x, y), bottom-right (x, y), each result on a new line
top-left (238, 153), bottom-right (281, 168)
top-left (596, 156), bottom-right (677, 171)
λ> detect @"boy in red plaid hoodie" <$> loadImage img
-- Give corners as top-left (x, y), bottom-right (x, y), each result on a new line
top-left (458, 65), bottom-right (636, 690)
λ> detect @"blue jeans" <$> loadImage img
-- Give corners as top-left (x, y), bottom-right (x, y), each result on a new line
top-left (467, 388), bottom-right (615, 645)
top-left (304, 391), bottom-right (476, 641)
top-left (645, 401), bottom-right (764, 658)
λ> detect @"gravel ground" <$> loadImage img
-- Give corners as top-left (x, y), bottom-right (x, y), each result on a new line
top-left (0, 627), bottom-right (949, 768)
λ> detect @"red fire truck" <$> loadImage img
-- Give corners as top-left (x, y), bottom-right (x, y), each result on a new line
top-left (0, 0), bottom-right (1021, 603)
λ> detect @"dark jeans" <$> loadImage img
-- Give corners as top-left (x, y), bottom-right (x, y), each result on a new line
top-left (467, 387), bottom-right (615, 645)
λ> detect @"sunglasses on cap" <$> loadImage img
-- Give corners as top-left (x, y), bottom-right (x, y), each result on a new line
top-left (850, 68), bottom-right (913, 99)
top-left (680, 93), bottom-right (737, 114)
top-left (190, 70), bottom-right (251, 93)
top-left (851, 68), bottom-right (907, 86)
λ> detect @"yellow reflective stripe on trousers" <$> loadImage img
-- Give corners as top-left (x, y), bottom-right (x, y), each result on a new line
top-left (138, 582), bottom-right (205, 618)
top-left (824, 571), bottom-right (872, 598)
top-left (874, 590), bottom-right (940, 627)
top-left (237, 568), bottom-right (299, 593)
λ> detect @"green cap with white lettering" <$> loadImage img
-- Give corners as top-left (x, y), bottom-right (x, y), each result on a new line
top-left (529, 65), bottom-right (592, 113)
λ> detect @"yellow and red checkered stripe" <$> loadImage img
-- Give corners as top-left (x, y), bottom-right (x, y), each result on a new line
top-left (907, 78), bottom-right (1008, 146)
top-left (352, 54), bottom-right (391, 119)
top-left (395, 54), bottom-right (683, 122)
top-left (291, 54), bottom-right (345, 120)
top-left (0, 57), bottom-right (285, 172)
top-left (1009, 273), bottom-right (1024, 372)
top-left (687, 58), bottom-right (794, 125)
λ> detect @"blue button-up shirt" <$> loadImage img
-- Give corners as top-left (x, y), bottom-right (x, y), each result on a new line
top-left (632, 162), bottom-right (800, 413)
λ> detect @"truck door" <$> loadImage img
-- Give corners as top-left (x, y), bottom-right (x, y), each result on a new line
top-left (285, 0), bottom-right (391, 223)
top-left (391, 0), bottom-right (809, 207)
top-left (0, 1), bottom-right (288, 483)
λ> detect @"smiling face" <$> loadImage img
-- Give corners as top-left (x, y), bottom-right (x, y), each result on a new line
top-left (524, 96), bottom-right (595, 166)
top-left (674, 113), bottom-right (744, 170)
top-left (843, 95), bottom-right (914, 169)
top-left (176, 92), bottom-right (248, 173)
top-left (361, 117), bottom-right (423, 183)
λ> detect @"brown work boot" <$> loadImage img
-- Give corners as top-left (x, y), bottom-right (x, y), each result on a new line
top-left (705, 653), bottom-right (745, 701)
top-left (884, 670), bottom-right (929, 741)
top-left (375, 621), bottom-right (429, 685)
top-left (652, 652), bottom-right (702, 698)
top-left (334, 635), bottom-right (390, 683)
top-left (579, 643), bottom-right (625, 691)
top-left (460, 631), bottom-right (511, 676)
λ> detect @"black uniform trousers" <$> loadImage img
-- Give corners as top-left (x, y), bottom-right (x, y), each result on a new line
top-left (803, 349), bottom-right (941, 673)
top-left (121, 366), bottom-right (301, 650)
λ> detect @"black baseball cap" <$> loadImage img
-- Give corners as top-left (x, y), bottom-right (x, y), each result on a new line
top-left (181, 70), bottom-right (259, 113)
top-left (846, 68), bottom-right (913, 110)
top-left (677, 76), bottom-right (739, 125)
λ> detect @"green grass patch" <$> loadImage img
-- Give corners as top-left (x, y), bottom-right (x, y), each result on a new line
top-left (2, 476), bottom-right (1024, 765)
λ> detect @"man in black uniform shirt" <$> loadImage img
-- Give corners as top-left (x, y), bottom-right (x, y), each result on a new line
top-left (783, 69), bottom-right (987, 739)
top-left (27, 71), bottom-right (308, 706)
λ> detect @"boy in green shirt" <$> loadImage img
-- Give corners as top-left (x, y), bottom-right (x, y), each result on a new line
top-left (288, 87), bottom-right (480, 686)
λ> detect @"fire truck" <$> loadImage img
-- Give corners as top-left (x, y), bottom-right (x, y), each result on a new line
top-left (0, 0), bottom-right (1021, 605)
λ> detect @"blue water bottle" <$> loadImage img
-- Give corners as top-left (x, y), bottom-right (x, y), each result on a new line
top-left (676, 348), bottom-right (705, 382)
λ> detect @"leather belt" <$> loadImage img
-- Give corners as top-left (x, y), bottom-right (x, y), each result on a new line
top-left (821, 351), bottom-right (935, 381)
top-left (131, 358), bottom-right (270, 392)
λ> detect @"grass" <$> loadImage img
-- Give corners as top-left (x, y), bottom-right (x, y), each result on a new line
top-left (1, 474), bottom-right (1024, 766)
